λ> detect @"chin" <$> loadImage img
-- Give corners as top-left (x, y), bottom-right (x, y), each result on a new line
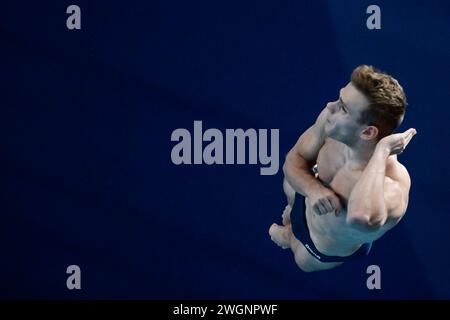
top-left (324, 127), bottom-right (335, 139)
top-left (327, 132), bottom-right (343, 143)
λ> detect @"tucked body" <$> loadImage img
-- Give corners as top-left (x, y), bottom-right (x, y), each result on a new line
top-left (270, 65), bottom-right (415, 272)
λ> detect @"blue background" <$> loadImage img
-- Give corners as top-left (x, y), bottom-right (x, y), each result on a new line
top-left (1, 0), bottom-right (449, 299)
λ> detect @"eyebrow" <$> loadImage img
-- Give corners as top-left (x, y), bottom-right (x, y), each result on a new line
top-left (339, 97), bottom-right (347, 109)
top-left (339, 90), bottom-right (348, 111)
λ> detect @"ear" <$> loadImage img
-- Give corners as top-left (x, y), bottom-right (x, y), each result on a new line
top-left (360, 126), bottom-right (378, 140)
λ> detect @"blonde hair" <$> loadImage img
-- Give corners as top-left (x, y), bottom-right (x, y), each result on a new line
top-left (351, 65), bottom-right (407, 139)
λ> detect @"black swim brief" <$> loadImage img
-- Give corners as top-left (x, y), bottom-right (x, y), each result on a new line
top-left (290, 192), bottom-right (372, 263)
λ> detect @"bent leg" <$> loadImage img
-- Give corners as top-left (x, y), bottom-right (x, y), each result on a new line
top-left (282, 178), bottom-right (296, 225)
top-left (283, 177), bottom-right (296, 207)
top-left (290, 236), bottom-right (344, 272)
top-left (269, 223), bottom-right (292, 249)
top-left (282, 205), bottom-right (291, 226)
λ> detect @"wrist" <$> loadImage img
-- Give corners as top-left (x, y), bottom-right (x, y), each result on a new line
top-left (375, 144), bottom-right (390, 159)
top-left (306, 181), bottom-right (326, 197)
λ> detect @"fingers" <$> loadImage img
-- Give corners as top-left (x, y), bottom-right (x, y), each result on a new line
top-left (330, 196), bottom-right (342, 216)
top-left (400, 128), bottom-right (417, 152)
top-left (409, 128), bottom-right (417, 135)
top-left (314, 202), bottom-right (327, 215)
top-left (406, 128), bottom-right (417, 142)
top-left (322, 198), bottom-right (334, 213)
top-left (403, 136), bottom-right (412, 148)
top-left (314, 197), bottom-right (341, 215)
top-left (403, 128), bottom-right (417, 141)
top-left (403, 128), bottom-right (416, 135)
top-left (310, 188), bottom-right (342, 216)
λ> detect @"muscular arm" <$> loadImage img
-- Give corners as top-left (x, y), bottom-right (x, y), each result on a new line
top-left (283, 108), bottom-right (328, 197)
top-left (347, 146), bottom-right (410, 231)
top-left (284, 107), bottom-right (345, 215)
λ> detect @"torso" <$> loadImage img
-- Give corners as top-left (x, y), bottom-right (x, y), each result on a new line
top-left (305, 138), bottom-right (402, 257)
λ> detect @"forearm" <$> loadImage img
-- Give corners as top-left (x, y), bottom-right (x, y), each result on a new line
top-left (283, 152), bottom-right (324, 198)
top-left (347, 146), bottom-right (390, 228)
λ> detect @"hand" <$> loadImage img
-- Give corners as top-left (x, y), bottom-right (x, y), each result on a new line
top-left (308, 185), bottom-right (342, 216)
top-left (377, 128), bottom-right (417, 156)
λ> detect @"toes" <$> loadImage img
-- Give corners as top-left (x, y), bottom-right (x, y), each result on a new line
top-left (269, 223), bottom-right (278, 236)
top-left (269, 223), bottom-right (290, 249)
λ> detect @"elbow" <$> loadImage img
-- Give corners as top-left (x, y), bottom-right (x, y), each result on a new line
top-left (283, 151), bottom-right (293, 176)
top-left (283, 150), bottom-right (307, 176)
top-left (346, 213), bottom-right (386, 232)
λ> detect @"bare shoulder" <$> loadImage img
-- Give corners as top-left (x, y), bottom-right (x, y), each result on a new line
top-left (384, 156), bottom-right (412, 220)
top-left (386, 156), bottom-right (411, 189)
top-left (290, 107), bottom-right (329, 164)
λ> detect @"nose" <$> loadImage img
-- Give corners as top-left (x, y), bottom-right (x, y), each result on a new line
top-left (326, 101), bottom-right (338, 114)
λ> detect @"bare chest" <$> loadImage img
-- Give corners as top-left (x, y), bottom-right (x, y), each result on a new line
top-left (316, 139), bottom-right (361, 209)
top-left (307, 139), bottom-right (398, 254)
top-left (308, 140), bottom-right (366, 254)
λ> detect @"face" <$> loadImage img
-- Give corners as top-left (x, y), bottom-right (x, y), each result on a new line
top-left (324, 82), bottom-right (372, 145)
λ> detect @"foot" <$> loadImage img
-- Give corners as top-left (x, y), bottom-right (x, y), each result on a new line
top-left (269, 223), bottom-right (291, 249)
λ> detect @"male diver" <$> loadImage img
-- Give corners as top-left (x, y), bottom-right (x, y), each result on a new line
top-left (269, 65), bottom-right (416, 272)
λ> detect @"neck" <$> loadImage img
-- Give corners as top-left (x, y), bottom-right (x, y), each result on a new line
top-left (345, 140), bottom-right (378, 171)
